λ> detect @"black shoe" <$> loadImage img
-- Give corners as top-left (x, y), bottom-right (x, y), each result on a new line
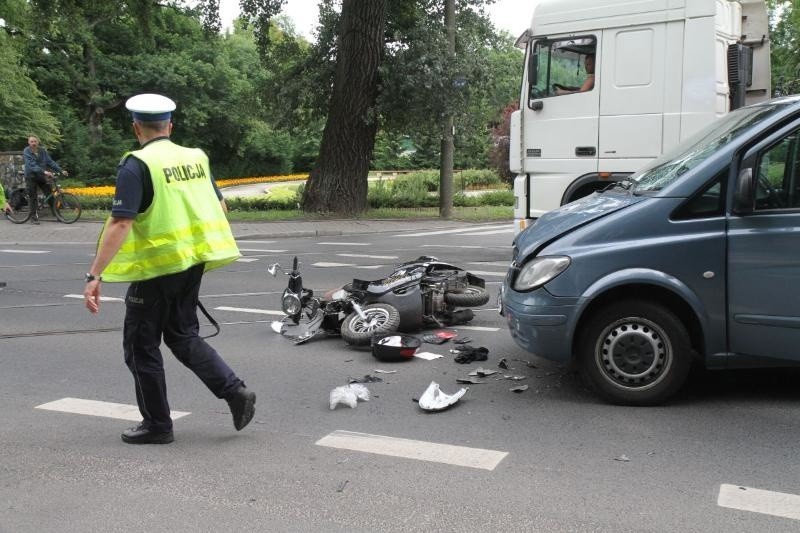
top-left (121, 423), bottom-right (174, 444)
top-left (226, 385), bottom-right (256, 431)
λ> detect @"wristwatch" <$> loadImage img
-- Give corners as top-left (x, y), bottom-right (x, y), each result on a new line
top-left (85, 273), bottom-right (102, 283)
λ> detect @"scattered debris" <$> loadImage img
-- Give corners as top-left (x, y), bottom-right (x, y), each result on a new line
top-left (270, 321), bottom-right (283, 333)
top-left (453, 337), bottom-right (473, 344)
top-left (453, 346), bottom-right (489, 364)
top-left (509, 385), bottom-right (529, 393)
top-left (468, 368), bottom-right (498, 377)
top-left (498, 358), bottom-right (509, 369)
top-left (422, 330), bottom-right (458, 345)
top-left (414, 351), bottom-right (444, 360)
top-left (329, 383), bottom-right (370, 410)
top-left (348, 374), bottom-right (383, 384)
top-left (456, 377), bottom-right (485, 384)
top-left (503, 375), bottom-right (527, 381)
top-left (373, 369), bottom-right (397, 374)
top-left (336, 480), bottom-right (349, 493)
top-left (513, 358), bottom-right (538, 368)
top-left (418, 381), bottom-right (468, 411)
top-left (614, 455), bottom-right (631, 462)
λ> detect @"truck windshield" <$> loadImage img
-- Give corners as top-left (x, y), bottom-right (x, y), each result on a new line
top-left (632, 103), bottom-right (785, 192)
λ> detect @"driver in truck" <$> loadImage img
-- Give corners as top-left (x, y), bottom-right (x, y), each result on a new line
top-left (555, 54), bottom-right (595, 95)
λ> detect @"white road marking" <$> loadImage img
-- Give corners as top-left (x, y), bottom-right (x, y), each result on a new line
top-left (236, 240), bottom-right (276, 244)
top-left (64, 294), bottom-right (124, 303)
top-left (317, 242), bottom-right (371, 246)
top-left (337, 253), bottom-right (399, 260)
top-left (215, 306), bottom-right (284, 315)
top-left (313, 262), bottom-right (382, 269)
top-left (0, 249), bottom-right (50, 254)
top-left (396, 225), bottom-right (510, 237)
top-left (236, 258), bottom-right (259, 263)
top-left (460, 228), bottom-right (514, 236)
top-left (203, 292), bottom-right (274, 298)
top-left (314, 262), bottom-right (355, 267)
top-left (468, 261), bottom-right (511, 267)
top-left (238, 248), bottom-right (287, 253)
top-left (466, 270), bottom-right (507, 277)
top-left (36, 397), bottom-right (190, 422)
top-left (316, 430), bottom-right (508, 471)
top-left (456, 326), bottom-right (500, 332)
top-left (421, 244), bottom-right (484, 249)
top-left (718, 484), bottom-right (800, 521)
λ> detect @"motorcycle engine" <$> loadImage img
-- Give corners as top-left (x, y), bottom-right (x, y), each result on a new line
top-left (423, 277), bottom-right (449, 315)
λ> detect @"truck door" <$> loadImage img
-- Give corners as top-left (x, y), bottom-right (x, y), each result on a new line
top-left (728, 121), bottom-right (800, 363)
top-left (524, 36), bottom-right (600, 179)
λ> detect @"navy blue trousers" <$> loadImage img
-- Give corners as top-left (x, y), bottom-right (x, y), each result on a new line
top-left (123, 263), bottom-right (242, 432)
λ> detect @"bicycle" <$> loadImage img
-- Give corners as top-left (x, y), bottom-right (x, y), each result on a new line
top-left (5, 172), bottom-right (82, 224)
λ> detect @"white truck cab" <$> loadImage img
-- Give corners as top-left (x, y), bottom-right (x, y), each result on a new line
top-left (510, 0), bottom-right (771, 233)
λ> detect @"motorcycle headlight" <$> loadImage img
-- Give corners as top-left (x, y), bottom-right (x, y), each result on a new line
top-left (282, 292), bottom-right (302, 315)
top-left (513, 256), bottom-right (571, 292)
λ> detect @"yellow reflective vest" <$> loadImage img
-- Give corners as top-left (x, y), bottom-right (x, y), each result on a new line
top-left (100, 139), bottom-right (240, 282)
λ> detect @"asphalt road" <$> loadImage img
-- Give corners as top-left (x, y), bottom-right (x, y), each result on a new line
top-left (1, 219), bottom-right (800, 532)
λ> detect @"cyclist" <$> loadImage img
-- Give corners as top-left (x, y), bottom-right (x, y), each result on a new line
top-left (23, 135), bottom-right (68, 224)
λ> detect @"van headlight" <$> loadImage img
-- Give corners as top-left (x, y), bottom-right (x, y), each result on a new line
top-left (513, 256), bottom-right (571, 291)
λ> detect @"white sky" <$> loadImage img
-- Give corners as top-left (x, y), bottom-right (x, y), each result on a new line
top-left (220, 0), bottom-right (537, 40)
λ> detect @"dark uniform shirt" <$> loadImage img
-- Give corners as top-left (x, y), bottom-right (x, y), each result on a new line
top-left (111, 137), bottom-right (223, 219)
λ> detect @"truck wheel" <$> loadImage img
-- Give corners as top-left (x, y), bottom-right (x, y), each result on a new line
top-left (341, 303), bottom-right (401, 346)
top-left (444, 285), bottom-right (490, 307)
top-left (577, 300), bottom-right (692, 406)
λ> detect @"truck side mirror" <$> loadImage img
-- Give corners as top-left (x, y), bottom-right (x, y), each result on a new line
top-left (733, 167), bottom-right (754, 215)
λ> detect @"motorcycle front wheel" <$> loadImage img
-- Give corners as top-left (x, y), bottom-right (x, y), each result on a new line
top-left (341, 303), bottom-right (401, 346)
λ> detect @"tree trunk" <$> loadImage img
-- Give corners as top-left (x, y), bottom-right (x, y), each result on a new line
top-left (302, 0), bottom-right (387, 215)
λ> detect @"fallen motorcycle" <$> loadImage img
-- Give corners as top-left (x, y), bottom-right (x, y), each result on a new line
top-left (268, 256), bottom-right (490, 346)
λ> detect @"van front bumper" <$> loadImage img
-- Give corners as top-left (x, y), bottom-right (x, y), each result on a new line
top-left (500, 284), bottom-right (580, 363)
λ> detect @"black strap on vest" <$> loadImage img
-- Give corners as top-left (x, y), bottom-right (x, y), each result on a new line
top-left (197, 300), bottom-right (220, 339)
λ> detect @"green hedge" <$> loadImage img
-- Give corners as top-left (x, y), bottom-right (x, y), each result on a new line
top-left (74, 175), bottom-right (512, 211)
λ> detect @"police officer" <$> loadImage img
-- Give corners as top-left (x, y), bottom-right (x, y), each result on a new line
top-left (83, 93), bottom-right (255, 444)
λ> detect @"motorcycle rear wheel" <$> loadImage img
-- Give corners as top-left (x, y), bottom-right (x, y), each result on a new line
top-left (341, 303), bottom-right (401, 346)
top-left (444, 285), bottom-right (490, 307)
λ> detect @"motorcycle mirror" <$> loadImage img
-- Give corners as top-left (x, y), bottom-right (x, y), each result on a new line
top-left (267, 263), bottom-right (280, 277)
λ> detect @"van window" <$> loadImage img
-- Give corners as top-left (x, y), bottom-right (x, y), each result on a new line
top-left (754, 128), bottom-right (800, 210)
top-left (529, 37), bottom-right (596, 102)
top-left (672, 169), bottom-right (727, 220)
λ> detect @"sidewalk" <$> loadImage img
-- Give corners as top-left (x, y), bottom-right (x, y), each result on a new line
top-left (0, 217), bottom-right (509, 244)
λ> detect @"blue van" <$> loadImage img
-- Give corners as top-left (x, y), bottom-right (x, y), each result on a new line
top-left (500, 96), bottom-right (800, 405)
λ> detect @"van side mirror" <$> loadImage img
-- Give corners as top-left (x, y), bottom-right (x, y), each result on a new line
top-left (733, 167), bottom-right (754, 215)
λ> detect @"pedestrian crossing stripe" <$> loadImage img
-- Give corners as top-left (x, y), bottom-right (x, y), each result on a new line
top-left (718, 484), bottom-right (800, 521)
top-left (36, 398), bottom-right (190, 422)
top-left (316, 430), bottom-right (508, 471)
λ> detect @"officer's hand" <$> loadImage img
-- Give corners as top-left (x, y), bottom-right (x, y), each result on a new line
top-left (84, 280), bottom-right (102, 314)
top-left (44, 170), bottom-right (53, 178)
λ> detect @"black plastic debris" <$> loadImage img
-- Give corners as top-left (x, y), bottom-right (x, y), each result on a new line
top-left (468, 368), bottom-right (498, 377)
top-left (422, 334), bottom-right (448, 345)
top-left (456, 377), bottom-right (485, 384)
top-left (510, 384), bottom-right (529, 393)
top-left (348, 374), bottom-right (383, 384)
top-left (453, 346), bottom-right (489, 364)
top-left (513, 358), bottom-right (538, 368)
top-left (453, 337), bottom-right (473, 345)
top-left (498, 358), bottom-right (509, 369)
top-left (337, 480), bottom-right (349, 492)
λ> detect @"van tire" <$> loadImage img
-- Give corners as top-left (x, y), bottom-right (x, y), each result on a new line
top-left (577, 300), bottom-right (692, 406)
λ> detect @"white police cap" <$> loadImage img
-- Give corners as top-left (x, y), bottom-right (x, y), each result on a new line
top-left (125, 93), bottom-right (176, 121)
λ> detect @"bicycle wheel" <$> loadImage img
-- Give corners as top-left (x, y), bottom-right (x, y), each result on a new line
top-left (53, 192), bottom-right (82, 223)
top-left (5, 190), bottom-right (32, 224)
